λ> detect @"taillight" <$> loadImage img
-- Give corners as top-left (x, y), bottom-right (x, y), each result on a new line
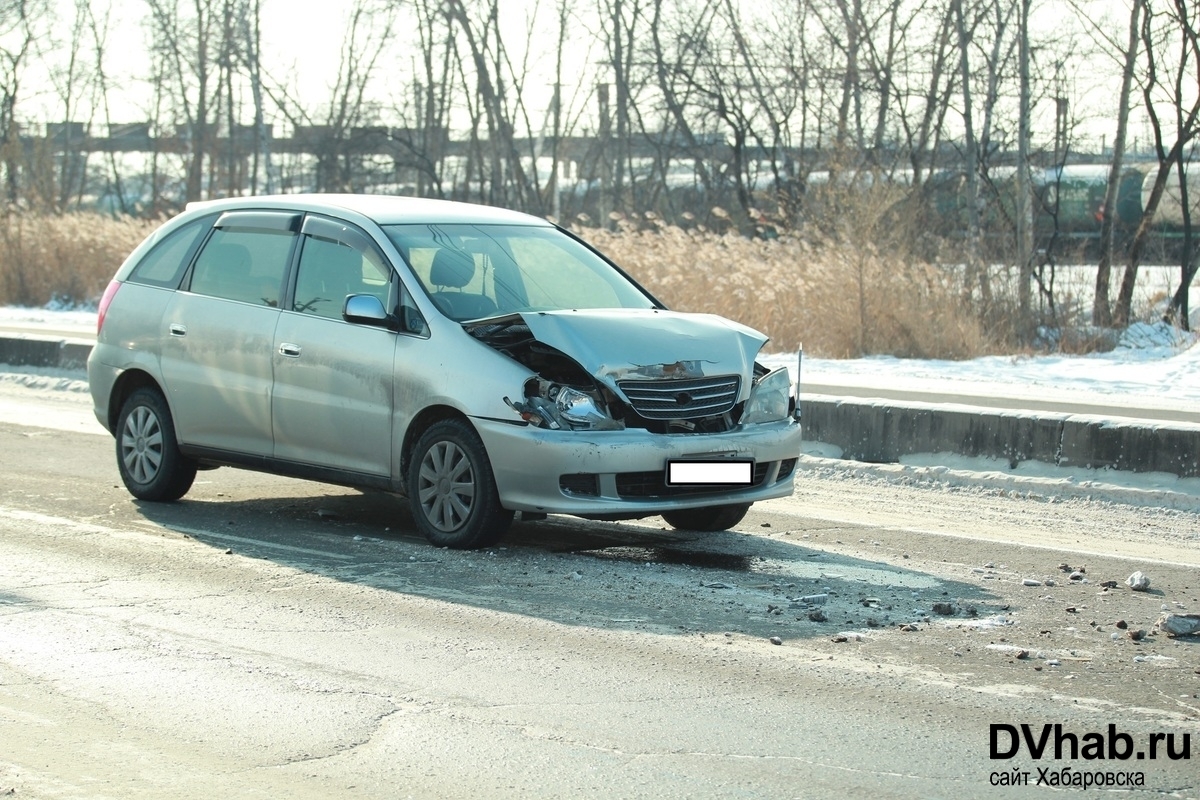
top-left (97, 280), bottom-right (122, 335)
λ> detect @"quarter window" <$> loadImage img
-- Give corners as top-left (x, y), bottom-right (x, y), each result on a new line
top-left (128, 217), bottom-right (210, 288)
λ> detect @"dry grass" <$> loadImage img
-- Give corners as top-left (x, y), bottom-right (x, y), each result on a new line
top-left (578, 222), bottom-right (990, 358)
top-left (574, 181), bottom-right (996, 358)
top-left (1, 205), bottom-right (997, 359)
top-left (0, 211), bottom-right (158, 308)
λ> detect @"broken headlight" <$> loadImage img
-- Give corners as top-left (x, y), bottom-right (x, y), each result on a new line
top-left (555, 387), bottom-right (610, 428)
top-left (741, 367), bottom-right (791, 424)
top-left (505, 380), bottom-right (623, 431)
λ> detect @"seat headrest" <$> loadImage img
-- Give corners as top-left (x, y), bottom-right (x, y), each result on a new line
top-left (429, 249), bottom-right (475, 288)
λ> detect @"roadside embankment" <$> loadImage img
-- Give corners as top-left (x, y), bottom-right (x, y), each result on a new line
top-left (0, 335), bottom-right (93, 370)
top-left (802, 394), bottom-right (1200, 478)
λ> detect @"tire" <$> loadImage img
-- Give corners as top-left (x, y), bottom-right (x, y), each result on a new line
top-left (662, 503), bottom-right (751, 532)
top-left (115, 388), bottom-right (197, 501)
top-left (407, 419), bottom-right (513, 549)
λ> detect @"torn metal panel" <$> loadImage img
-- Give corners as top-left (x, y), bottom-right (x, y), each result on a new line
top-left (471, 308), bottom-right (766, 399)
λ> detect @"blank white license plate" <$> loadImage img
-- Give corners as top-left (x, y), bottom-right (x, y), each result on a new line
top-left (666, 459), bottom-right (754, 486)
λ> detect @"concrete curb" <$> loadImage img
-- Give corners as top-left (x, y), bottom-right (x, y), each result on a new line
top-left (0, 334), bottom-right (93, 370)
top-left (4, 335), bottom-right (1198, 479)
top-left (802, 394), bottom-right (1200, 478)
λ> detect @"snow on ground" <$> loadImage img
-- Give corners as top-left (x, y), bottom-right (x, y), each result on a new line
top-left (0, 305), bottom-right (97, 334)
top-left (3, 305), bottom-right (1200, 511)
top-left (760, 321), bottom-right (1200, 409)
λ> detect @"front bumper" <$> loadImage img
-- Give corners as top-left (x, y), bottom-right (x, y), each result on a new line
top-left (473, 417), bottom-right (802, 516)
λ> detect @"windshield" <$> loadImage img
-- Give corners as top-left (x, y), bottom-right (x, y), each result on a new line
top-left (382, 223), bottom-right (658, 321)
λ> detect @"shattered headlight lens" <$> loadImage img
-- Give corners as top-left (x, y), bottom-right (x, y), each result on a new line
top-left (556, 387), bottom-right (610, 428)
top-left (741, 368), bottom-right (791, 424)
top-left (506, 381), bottom-right (622, 430)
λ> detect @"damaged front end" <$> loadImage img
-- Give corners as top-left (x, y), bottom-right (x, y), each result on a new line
top-left (504, 377), bottom-right (624, 432)
top-left (468, 315), bottom-right (625, 431)
top-left (467, 309), bottom-right (794, 434)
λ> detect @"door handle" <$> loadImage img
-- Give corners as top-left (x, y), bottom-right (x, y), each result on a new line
top-left (169, 324), bottom-right (187, 337)
top-left (279, 343), bottom-right (302, 358)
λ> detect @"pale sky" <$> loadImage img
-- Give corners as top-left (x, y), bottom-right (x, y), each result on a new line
top-left (20, 0), bottom-right (578, 130)
top-left (12, 0), bottom-right (1149, 153)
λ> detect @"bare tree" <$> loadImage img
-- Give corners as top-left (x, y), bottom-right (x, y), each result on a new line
top-left (407, 0), bottom-right (459, 198)
top-left (441, 0), bottom-right (541, 209)
top-left (43, 0), bottom-right (97, 210)
top-left (597, 0), bottom-right (642, 215)
top-left (261, 0), bottom-right (395, 192)
top-left (145, 0), bottom-right (220, 202)
top-left (84, 1), bottom-right (133, 214)
top-left (1014, 0), bottom-right (1034, 330)
top-left (893, 0), bottom-right (957, 187)
top-left (954, 0), bottom-right (986, 302)
top-left (1157, 0), bottom-right (1200, 329)
top-left (235, 0), bottom-right (270, 194)
top-left (1114, 0), bottom-right (1200, 327)
top-left (0, 0), bottom-right (44, 204)
top-left (1088, 0), bottom-right (1141, 327)
top-left (648, 0), bottom-right (720, 212)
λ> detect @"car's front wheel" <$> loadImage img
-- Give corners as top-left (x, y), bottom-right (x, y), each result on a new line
top-left (407, 419), bottom-right (513, 549)
top-left (115, 388), bottom-right (197, 501)
top-left (662, 503), bottom-right (751, 532)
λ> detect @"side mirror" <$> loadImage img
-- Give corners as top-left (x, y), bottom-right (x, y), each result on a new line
top-left (343, 294), bottom-right (390, 327)
top-left (343, 293), bottom-right (427, 335)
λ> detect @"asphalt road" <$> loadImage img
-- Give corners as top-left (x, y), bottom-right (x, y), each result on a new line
top-left (1, 387), bottom-right (1198, 798)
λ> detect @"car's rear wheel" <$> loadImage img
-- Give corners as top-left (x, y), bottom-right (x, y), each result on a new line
top-left (407, 419), bottom-right (513, 549)
top-left (116, 388), bottom-right (197, 501)
top-left (662, 503), bottom-right (751, 532)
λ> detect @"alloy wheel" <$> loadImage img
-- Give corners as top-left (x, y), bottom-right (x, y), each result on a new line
top-left (416, 440), bottom-right (477, 532)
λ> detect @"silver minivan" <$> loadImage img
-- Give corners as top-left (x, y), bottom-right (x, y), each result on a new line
top-left (88, 195), bottom-right (802, 548)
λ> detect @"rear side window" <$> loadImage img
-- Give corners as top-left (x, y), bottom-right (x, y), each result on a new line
top-left (128, 217), bottom-right (210, 288)
top-left (189, 227), bottom-right (297, 308)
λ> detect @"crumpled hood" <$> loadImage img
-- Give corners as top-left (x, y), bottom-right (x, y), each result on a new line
top-left (518, 308), bottom-right (767, 394)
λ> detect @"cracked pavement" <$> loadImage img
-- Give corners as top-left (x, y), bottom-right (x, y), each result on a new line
top-left (1, 397), bottom-right (1199, 797)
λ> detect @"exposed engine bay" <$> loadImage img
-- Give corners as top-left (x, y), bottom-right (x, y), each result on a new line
top-left (466, 315), bottom-right (757, 433)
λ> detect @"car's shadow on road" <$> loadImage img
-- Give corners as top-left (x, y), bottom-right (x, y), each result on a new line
top-left (133, 482), bottom-right (1003, 642)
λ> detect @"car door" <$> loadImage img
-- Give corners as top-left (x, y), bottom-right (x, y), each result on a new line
top-left (159, 210), bottom-right (300, 457)
top-left (270, 215), bottom-right (399, 479)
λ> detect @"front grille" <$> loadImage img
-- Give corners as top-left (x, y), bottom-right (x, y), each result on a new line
top-left (617, 375), bottom-right (740, 420)
top-left (616, 461), bottom-right (771, 498)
